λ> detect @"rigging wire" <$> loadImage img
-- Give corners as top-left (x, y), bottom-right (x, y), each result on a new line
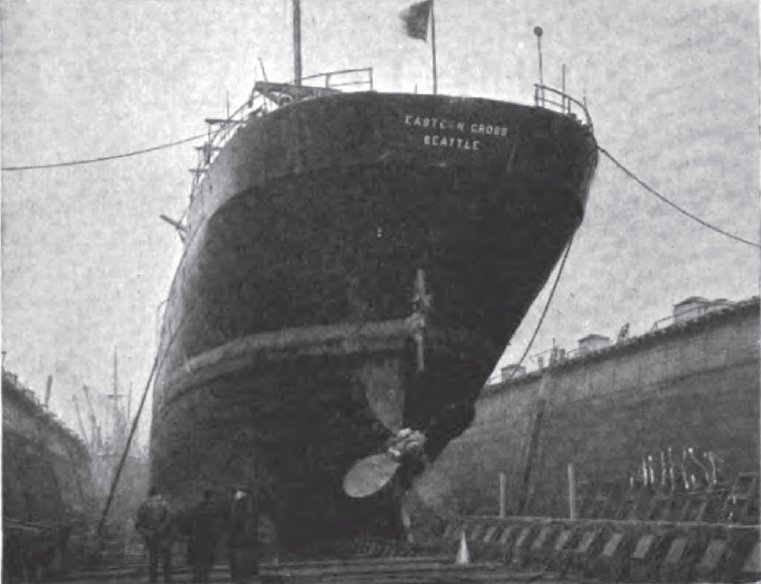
top-left (599, 146), bottom-right (760, 250)
top-left (503, 236), bottom-right (575, 383)
top-left (1, 131), bottom-right (217, 171)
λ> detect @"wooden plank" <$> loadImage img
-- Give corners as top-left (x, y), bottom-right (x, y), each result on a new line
top-left (632, 534), bottom-right (655, 560)
top-left (204, 118), bottom-right (246, 125)
top-left (696, 539), bottom-right (726, 574)
top-left (602, 533), bottom-right (625, 557)
top-left (664, 537), bottom-right (687, 565)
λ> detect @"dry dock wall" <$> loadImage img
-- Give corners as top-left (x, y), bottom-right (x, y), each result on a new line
top-left (435, 299), bottom-right (759, 518)
top-left (2, 370), bottom-right (93, 521)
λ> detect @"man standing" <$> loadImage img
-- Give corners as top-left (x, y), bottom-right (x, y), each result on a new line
top-left (136, 487), bottom-right (173, 583)
top-left (227, 487), bottom-right (258, 584)
top-left (188, 490), bottom-right (218, 584)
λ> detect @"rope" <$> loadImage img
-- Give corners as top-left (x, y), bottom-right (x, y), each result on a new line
top-left (2, 131), bottom-right (217, 171)
top-left (599, 146), bottom-right (760, 249)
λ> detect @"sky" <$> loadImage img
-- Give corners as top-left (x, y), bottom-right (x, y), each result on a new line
top-left (2, 0), bottom-right (758, 445)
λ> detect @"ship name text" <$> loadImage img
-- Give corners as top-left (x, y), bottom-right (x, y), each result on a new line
top-left (423, 135), bottom-right (479, 150)
top-left (403, 114), bottom-right (509, 151)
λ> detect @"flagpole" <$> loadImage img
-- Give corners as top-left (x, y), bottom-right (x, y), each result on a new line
top-left (431, 0), bottom-right (438, 95)
top-left (293, 0), bottom-right (302, 86)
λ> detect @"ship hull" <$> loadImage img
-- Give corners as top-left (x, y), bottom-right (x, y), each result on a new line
top-left (151, 91), bottom-right (597, 548)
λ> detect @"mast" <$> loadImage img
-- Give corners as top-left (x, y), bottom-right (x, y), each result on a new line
top-left (127, 382), bottom-right (133, 427)
top-left (72, 396), bottom-right (89, 448)
top-left (82, 385), bottom-right (98, 452)
top-left (113, 349), bottom-right (119, 443)
top-left (293, 0), bottom-right (302, 85)
top-left (108, 348), bottom-right (124, 450)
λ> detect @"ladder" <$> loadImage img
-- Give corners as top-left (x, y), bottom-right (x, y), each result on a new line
top-left (721, 472), bottom-right (759, 524)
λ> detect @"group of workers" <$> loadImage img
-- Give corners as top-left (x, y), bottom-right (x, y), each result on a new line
top-left (135, 486), bottom-right (260, 584)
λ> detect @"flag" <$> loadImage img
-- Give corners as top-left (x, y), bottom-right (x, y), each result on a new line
top-left (400, 0), bottom-right (432, 41)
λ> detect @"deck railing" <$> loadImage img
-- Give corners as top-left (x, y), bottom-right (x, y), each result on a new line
top-left (534, 84), bottom-right (593, 131)
top-left (188, 67), bottom-right (374, 198)
top-left (298, 67), bottom-right (374, 91)
top-left (650, 301), bottom-right (734, 331)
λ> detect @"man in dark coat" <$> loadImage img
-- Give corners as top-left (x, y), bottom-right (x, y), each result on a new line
top-left (227, 487), bottom-right (259, 584)
top-left (188, 490), bottom-right (218, 584)
top-left (136, 487), bottom-right (173, 583)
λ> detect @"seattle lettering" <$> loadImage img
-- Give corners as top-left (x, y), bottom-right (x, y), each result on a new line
top-left (424, 134), bottom-right (480, 150)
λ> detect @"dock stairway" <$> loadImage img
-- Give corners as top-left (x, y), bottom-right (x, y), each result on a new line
top-left (721, 472), bottom-right (759, 524)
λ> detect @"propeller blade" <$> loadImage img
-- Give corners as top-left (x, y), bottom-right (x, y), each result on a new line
top-left (343, 452), bottom-right (401, 498)
top-left (363, 378), bottom-right (404, 433)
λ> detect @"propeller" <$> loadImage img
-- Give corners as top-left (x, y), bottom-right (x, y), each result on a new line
top-left (342, 400), bottom-right (474, 503)
top-left (343, 268), bottom-right (474, 505)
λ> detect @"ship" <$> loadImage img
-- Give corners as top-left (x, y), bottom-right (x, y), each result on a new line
top-left (2, 369), bottom-right (95, 579)
top-left (150, 4), bottom-right (598, 550)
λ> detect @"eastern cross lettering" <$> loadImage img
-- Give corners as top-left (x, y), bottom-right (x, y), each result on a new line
top-left (404, 115), bottom-right (464, 131)
top-left (403, 114), bottom-right (509, 138)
